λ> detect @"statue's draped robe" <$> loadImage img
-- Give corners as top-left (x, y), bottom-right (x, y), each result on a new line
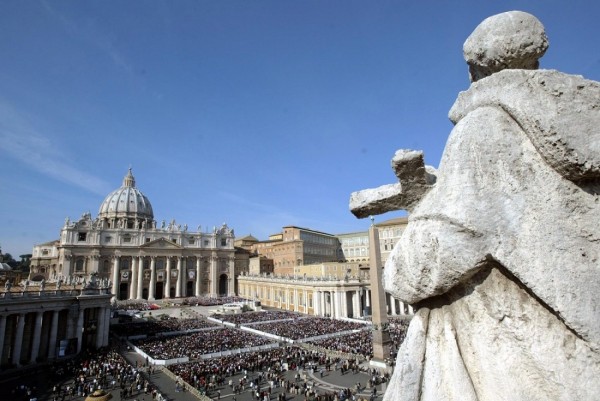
top-left (383, 70), bottom-right (600, 401)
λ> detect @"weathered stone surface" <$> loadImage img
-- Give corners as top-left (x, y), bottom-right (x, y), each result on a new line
top-left (349, 150), bottom-right (436, 218)
top-left (351, 11), bottom-right (600, 401)
top-left (463, 10), bottom-right (548, 82)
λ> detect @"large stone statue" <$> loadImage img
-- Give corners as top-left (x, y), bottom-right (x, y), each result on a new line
top-left (350, 11), bottom-right (600, 401)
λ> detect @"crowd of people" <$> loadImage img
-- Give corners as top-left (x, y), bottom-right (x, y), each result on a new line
top-left (307, 322), bottom-right (410, 359)
top-left (182, 296), bottom-right (248, 306)
top-left (132, 328), bottom-right (275, 360)
top-left (168, 345), bottom-right (389, 401)
top-left (212, 310), bottom-right (302, 325)
top-left (13, 347), bottom-right (165, 401)
top-left (251, 317), bottom-right (367, 340)
top-left (112, 316), bottom-right (219, 338)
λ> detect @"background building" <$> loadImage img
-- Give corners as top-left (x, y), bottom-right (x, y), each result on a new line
top-left (30, 169), bottom-right (237, 300)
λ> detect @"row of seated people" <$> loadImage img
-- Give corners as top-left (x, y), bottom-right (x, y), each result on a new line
top-left (251, 317), bottom-right (366, 340)
top-left (182, 296), bottom-right (248, 306)
top-left (306, 323), bottom-right (410, 358)
top-left (212, 310), bottom-right (302, 325)
top-left (131, 328), bottom-right (274, 360)
top-left (112, 317), bottom-right (219, 337)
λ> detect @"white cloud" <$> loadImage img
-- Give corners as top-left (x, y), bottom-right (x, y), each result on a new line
top-left (0, 99), bottom-right (111, 195)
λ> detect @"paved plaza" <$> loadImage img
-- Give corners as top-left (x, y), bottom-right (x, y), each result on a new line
top-left (0, 304), bottom-right (396, 401)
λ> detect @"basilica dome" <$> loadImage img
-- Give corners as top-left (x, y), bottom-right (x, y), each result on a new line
top-left (98, 169), bottom-right (154, 221)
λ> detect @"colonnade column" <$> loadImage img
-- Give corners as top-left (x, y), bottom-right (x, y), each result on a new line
top-left (148, 257), bottom-right (156, 301)
top-left (195, 257), bottom-right (202, 297)
top-left (48, 310), bottom-right (59, 359)
top-left (136, 257), bottom-right (144, 300)
top-left (96, 307), bottom-right (106, 349)
top-left (0, 315), bottom-right (6, 363)
top-left (76, 308), bottom-right (84, 353)
top-left (29, 311), bottom-right (44, 363)
top-left (365, 289), bottom-right (371, 309)
top-left (408, 304), bottom-right (414, 314)
top-left (165, 257), bottom-right (172, 299)
top-left (103, 308), bottom-right (111, 347)
top-left (390, 296), bottom-right (397, 315)
top-left (353, 290), bottom-right (361, 318)
top-left (129, 257), bottom-right (138, 300)
top-left (12, 313), bottom-right (25, 366)
top-left (304, 289), bottom-right (308, 313)
top-left (111, 256), bottom-right (120, 301)
top-left (176, 257), bottom-right (183, 298)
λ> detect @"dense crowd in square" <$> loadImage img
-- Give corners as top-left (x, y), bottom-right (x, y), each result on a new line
top-left (131, 328), bottom-right (275, 360)
top-left (212, 310), bottom-right (303, 325)
top-left (251, 317), bottom-right (367, 340)
top-left (111, 316), bottom-right (220, 338)
top-left (182, 296), bottom-right (249, 306)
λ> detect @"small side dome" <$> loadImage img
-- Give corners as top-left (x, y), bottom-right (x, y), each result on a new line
top-left (98, 169), bottom-right (154, 221)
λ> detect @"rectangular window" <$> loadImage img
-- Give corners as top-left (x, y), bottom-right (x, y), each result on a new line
top-left (123, 236), bottom-right (131, 243)
top-left (78, 232), bottom-right (87, 241)
top-left (221, 239), bottom-right (227, 246)
top-left (188, 238), bottom-right (195, 245)
top-left (42, 249), bottom-right (49, 255)
top-left (146, 238), bottom-right (151, 243)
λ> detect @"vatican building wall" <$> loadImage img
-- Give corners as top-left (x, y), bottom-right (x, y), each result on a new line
top-left (30, 169), bottom-right (236, 301)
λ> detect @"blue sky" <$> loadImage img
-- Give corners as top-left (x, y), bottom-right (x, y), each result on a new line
top-left (1, 1), bottom-right (599, 257)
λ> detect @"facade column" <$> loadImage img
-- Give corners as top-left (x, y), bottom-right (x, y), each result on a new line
top-left (47, 310), bottom-right (59, 359)
top-left (76, 308), bottom-right (84, 353)
top-left (195, 257), bottom-right (202, 296)
top-left (136, 257), bottom-right (144, 299)
top-left (176, 257), bottom-right (183, 298)
top-left (29, 311), bottom-right (44, 363)
top-left (62, 255), bottom-right (72, 277)
top-left (366, 289), bottom-right (371, 308)
top-left (165, 257), bottom-right (172, 299)
top-left (399, 301), bottom-right (405, 315)
top-left (90, 255), bottom-right (100, 274)
top-left (408, 304), bottom-right (414, 314)
top-left (322, 291), bottom-right (328, 317)
top-left (96, 307), bottom-right (106, 349)
top-left (0, 315), bottom-right (6, 364)
top-left (391, 296), bottom-right (397, 315)
top-left (341, 291), bottom-right (348, 318)
top-left (228, 257), bottom-right (235, 296)
top-left (111, 256), bottom-right (120, 301)
top-left (148, 257), bottom-right (156, 301)
top-left (129, 257), bottom-right (138, 300)
top-left (210, 253), bottom-right (218, 297)
top-left (12, 313), bottom-right (26, 366)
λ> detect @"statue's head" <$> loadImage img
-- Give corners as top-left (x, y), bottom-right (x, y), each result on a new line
top-left (463, 11), bottom-right (548, 82)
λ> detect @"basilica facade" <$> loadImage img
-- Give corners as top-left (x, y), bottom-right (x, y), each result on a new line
top-left (30, 169), bottom-right (236, 301)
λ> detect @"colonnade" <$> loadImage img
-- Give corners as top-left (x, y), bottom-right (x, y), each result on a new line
top-left (0, 303), bottom-right (111, 367)
top-left (238, 277), bottom-right (414, 319)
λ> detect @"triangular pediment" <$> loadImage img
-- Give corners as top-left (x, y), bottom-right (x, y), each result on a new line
top-left (140, 237), bottom-right (183, 249)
